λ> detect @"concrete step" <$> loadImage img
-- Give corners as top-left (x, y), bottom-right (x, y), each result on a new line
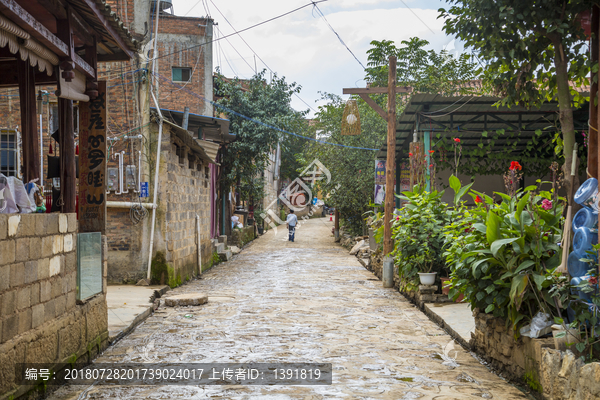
top-left (218, 235), bottom-right (228, 246)
top-left (215, 243), bottom-right (225, 253)
top-left (218, 250), bottom-right (232, 261)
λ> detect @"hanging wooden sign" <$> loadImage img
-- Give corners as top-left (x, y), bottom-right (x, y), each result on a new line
top-left (78, 81), bottom-right (107, 234)
top-left (341, 99), bottom-right (361, 135)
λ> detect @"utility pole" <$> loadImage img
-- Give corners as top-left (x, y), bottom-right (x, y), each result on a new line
top-left (383, 56), bottom-right (397, 256)
top-left (343, 56), bottom-right (404, 256)
top-left (343, 56), bottom-right (402, 288)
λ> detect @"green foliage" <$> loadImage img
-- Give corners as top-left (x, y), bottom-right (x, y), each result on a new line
top-left (214, 69), bottom-right (309, 202)
top-left (439, 0), bottom-right (593, 186)
top-left (444, 174), bottom-right (564, 335)
top-left (524, 371), bottom-right (542, 393)
top-left (392, 188), bottom-right (458, 291)
top-left (433, 128), bottom-right (585, 178)
top-left (167, 266), bottom-right (182, 289)
top-left (306, 92), bottom-right (385, 236)
top-left (150, 251), bottom-right (169, 285)
top-left (552, 257), bottom-right (600, 362)
top-left (365, 37), bottom-right (480, 95)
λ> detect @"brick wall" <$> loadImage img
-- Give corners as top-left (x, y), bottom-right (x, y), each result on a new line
top-left (0, 213), bottom-right (109, 398)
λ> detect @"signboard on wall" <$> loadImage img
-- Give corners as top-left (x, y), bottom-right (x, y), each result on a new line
top-left (78, 81), bottom-right (107, 234)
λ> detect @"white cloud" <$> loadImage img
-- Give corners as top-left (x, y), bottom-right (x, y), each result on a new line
top-left (172, 0), bottom-right (458, 116)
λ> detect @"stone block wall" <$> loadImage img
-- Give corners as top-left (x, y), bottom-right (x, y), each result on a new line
top-left (470, 310), bottom-right (554, 387)
top-left (231, 225), bottom-right (255, 248)
top-left (0, 213), bottom-right (109, 399)
top-left (154, 124), bottom-right (213, 283)
top-left (540, 349), bottom-right (600, 399)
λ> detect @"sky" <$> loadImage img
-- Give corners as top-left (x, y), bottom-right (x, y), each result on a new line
top-left (171, 0), bottom-right (466, 118)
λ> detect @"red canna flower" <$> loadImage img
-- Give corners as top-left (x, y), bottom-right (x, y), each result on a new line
top-left (429, 164), bottom-right (433, 168)
top-left (409, 152), bottom-right (413, 157)
top-left (509, 161), bottom-right (522, 171)
top-left (429, 150), bottom-right (434, 154)
top-left (453, 138), bottom-right (461, 143)
top-left (589, 276), bottom-right (598, 285)
top-left (475, 195), bottom-right (483, 204)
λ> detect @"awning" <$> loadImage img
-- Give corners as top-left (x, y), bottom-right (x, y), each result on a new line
top-left (0, 12), bottom-right (58, 76)
top-left (160, 118), bottom-right (215, 165)
top-left (378, 93), bottom-right (589, 159)
top-left (153, 107), bottom-right (235, 143)
top-left (197, 139), bottom-right (220, 163)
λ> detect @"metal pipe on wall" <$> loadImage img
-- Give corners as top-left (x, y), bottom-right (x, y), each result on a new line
top-left (146, 90), bottom-right (164, 281)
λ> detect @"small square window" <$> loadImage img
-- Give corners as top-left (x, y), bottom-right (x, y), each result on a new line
top-left (172, 67), bottom-right (191, 82)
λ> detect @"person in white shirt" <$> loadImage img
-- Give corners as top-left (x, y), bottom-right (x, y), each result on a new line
top-left (286, 209), bottom-right (298, 242)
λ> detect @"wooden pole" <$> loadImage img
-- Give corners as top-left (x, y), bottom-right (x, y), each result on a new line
top-left (59, 98), bottom-right (76, 213)
top-left (17, 59), bottom-right (40, 183)
top-left (383, 56), bottom-right (397, 256)
top-left (590, 5), bottom-right (599, 179)
top-left (334, 208), bottom-right (339, 241)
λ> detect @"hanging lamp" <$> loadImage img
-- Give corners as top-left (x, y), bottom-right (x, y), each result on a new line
top-left (341, 99), bottom-right (361, 135)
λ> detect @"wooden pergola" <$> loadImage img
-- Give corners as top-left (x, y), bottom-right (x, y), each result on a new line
top-left (0, 0), bottom-right (136, 213)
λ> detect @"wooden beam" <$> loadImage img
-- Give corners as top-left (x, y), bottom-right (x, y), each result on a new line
top-left (77, 0), bottom-right (134, 59)
top-left (35, 0), bottom-right (96, 46)
top-left (97, 52), bottom-right (131, 62)
top-left (0, 0), bottom-right (68, 56)
top-left (343, 86), bottom-right (411, 95)
top-left (73, 53), bottom-right (95, 78)
top-left (358, 93), bottom-right (386, 120)
top-left (0, 59), bottom-right (56, 87)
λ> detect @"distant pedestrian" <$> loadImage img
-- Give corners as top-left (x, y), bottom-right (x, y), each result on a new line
top-left (286, 209), bottom-right (298, 242)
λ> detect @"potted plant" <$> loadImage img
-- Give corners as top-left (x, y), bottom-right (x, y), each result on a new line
top-left (392, 188), bottom-right (452, 291)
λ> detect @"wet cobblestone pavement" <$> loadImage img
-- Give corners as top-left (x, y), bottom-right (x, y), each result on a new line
top-left (49, 218), bottom-right (530, 399)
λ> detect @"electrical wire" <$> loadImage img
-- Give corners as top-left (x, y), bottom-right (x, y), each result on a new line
top-left (152, 0), bottom-right (329, 62)
top-left (423, 96), bottom-right (475, 118)
top-left (87, 1), bottom-right (330, 83)
top-left (311, 2), bottom-right (365, 70)
top-left (151, 71), bottom-right (378, 151)
top-left (208, 0), bottom-right (317, 113)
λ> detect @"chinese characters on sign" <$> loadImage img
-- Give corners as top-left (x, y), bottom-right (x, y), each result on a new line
top-left (78, 82), bottom-right (107, 234)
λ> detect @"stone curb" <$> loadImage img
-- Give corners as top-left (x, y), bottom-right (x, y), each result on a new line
top-left (108, 285), bottom-right (170, 344)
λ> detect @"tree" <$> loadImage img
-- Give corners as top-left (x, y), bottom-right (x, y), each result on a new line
top-left (307, 93), bottom-right (386, 235)
top-left (214, 70), bottom-right (308, 205)
top-left (439, 0), bottom-right (595, 191)
top-left (365, 38), bottom-right (480, 95)
top-left (305, 38), bottom-right (480, 235)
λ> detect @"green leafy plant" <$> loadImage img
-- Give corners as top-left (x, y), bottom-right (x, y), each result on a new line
top-left (444, 163), bottom-right (564, 335)
top-left (392, 187), bottom-right (455, 291)
top-left (553, 253), bottom-right (600, 362)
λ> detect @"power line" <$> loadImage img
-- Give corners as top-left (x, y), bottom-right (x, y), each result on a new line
top-left (153, 0), bottom-right (329, 62)
top-left (151, 71), bottom-right (378, 151)
top-left (208, 0), bottom-right (318, 114)
top-left (311, 2), bottom-right (365, 70)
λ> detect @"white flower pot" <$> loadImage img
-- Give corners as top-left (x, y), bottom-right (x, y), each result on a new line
top-left (418, 272), bottom-right (437, 285)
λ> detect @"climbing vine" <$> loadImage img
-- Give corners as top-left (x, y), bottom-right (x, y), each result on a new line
top-left (431, 128), bottom-right (586, 178)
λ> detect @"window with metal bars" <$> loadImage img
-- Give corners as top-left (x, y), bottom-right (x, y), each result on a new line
top-left (0, 130), bottom-right (17, 176)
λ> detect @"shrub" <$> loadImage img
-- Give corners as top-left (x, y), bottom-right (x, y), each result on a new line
top-left (444, 170), bottom-right (564, 335)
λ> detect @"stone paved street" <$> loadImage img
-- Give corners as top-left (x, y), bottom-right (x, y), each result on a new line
top-left (50, 218), bottom-right (530, 399)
